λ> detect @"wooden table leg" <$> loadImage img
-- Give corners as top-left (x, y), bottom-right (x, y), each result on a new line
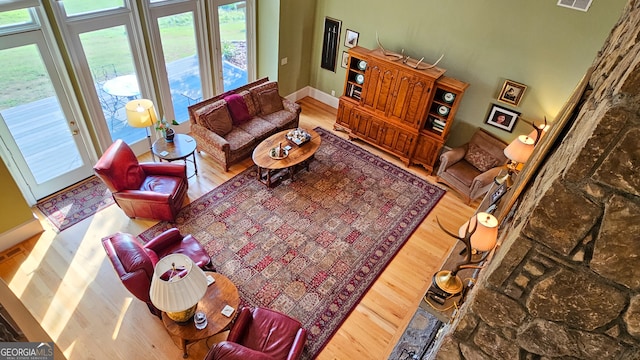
top-left (181, 338), bottom-right (188, 358)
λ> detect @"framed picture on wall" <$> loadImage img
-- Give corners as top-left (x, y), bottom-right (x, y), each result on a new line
top-left (320, 17), bottom-right (341, 72)
top-left (345, 29), bottom-right (359, 48)
top-left (341, 51), bottom-right (349, 68)
top-left (486, 104), bottom-right (520, 132)
top-left (498, 80), bottom-right (527, 107)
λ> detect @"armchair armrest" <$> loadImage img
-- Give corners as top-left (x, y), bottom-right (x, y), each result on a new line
top-left (140, 162), bottom-right (186, 178)
top-left (282, 98), bottom-right (301, 115)
top-left (472, 166), bottom-right (503, 189)
top-left (287, 328), bottom-right (307, 360)
top-left (227, 307), bottom-right (252, 343)
top-left (113, 190), bottom-right (171, 202)
top-left (144, 228), bottom-right (182, 253)
top-left (438, 145), bottom-right (467, 174)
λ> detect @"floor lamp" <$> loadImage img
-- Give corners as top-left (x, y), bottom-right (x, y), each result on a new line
top-left (125, 99), bottom-right (157, 161)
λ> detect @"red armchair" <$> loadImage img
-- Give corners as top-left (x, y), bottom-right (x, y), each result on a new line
top-left (205, 307), bottom-right (307, 360)
top-left (94, 139), bottom-right (188, 221)
top-left (101, 228), bottom-right (213, 317)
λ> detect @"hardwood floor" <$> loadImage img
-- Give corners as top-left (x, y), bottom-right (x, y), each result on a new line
top-left (0, 97), bottom-right (477, 360)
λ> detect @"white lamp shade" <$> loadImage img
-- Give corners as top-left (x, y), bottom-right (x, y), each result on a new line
top-left (126, 99), bottom-right (157, 128)
top-left (149, 254), bottom-right (207, 313)
top-left (458, 212), bottom-right (499, 252)
top-left (504, 135), bottom-right (535, 164)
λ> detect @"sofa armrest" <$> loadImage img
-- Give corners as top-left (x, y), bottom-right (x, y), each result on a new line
top-left (191, 123), bottom-right (230, 152)
top-left (282, 98), bottom-right (301, 115)
top-left (139, 162), bottom-right (186, 178)
top-left (438, 145), bottom-right (467, 174)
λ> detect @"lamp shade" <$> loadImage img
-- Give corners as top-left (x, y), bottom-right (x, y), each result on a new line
top-left (458, 212), bottom-right (499, 252)
top-left (504, 135), bottom-right (535, 164)
top-left (149, 254), bottom-right (207, 314)
top-left (126, 99), bottom-right (157, 128)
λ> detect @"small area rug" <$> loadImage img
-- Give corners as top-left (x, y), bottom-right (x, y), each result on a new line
top-left (388, 306), bottom-right (442, 359)
top-left (139, 127), bottom-right (445, 359)
top-left (36, 176), bottom-right (114, 232)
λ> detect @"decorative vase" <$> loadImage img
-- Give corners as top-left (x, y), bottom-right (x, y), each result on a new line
top-left (165, 128), bottom-right (175, 143)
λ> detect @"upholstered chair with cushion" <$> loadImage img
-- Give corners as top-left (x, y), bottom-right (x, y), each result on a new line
top-left (436, 128), bottom-right (508, 204)
top-left (94, 139), bottom-right (188, 221)
top-left (101, 228), bottom-right (213, 318)
top-left (204, 307), bottom-right (307, 360)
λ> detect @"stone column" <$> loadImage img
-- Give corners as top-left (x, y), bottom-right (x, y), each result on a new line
top-left (431, 2), bottom-right (640, 359)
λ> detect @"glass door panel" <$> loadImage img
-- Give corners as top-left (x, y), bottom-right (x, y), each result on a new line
top-left (60, 0), bottom-right (126, 17)
top-left (78, 26), bottom-right (147, 143)
top-left (216, 1), bottom-right (248, 92)
top-left (157, 12), bottom-right (202, 123)
top-left (0, 42), bottom-right (93, 200)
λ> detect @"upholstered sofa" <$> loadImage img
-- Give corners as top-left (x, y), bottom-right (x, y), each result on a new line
top-left (436, 128), bottom-right (508, 204)
top-left (188, 78), bottom-right (301, 171)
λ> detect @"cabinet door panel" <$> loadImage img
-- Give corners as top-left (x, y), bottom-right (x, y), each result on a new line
top-left (336, 100), bottom-right (354, 129)
top-left (365, 116), bottom-right (384, 143)
top-left (351, 111), bottom-right (369, 138)
top-left (388, 74), bottom-right (432, 128)
top-left (413, 135), bottom-right (442, 169)
top-left (362, 63), bottom-right (382, 109)
top-left (362, 61), bottom-right (397, 115)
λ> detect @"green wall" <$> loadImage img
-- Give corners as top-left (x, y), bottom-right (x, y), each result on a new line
top-left (305, 0), bottom-right (625, 146)
top-left (257, 0), bottom-right (280, 81)
top-left (0, 159), bottom-right (34, 233)
top-left (276, 0), bottom-right (316, 95)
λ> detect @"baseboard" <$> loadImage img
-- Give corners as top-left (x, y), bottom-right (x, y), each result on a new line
top-left (287, 86), bottom-right (339, 109)
top-left (0, 215), bottom-right (43, 252)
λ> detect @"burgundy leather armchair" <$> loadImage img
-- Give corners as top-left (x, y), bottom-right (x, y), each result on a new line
top-left (101, 228), bottom-right (213, 317)
top-left (94, 139), bottom-right (188, 221)
top-left (204, 307), bottom-right (307, 360)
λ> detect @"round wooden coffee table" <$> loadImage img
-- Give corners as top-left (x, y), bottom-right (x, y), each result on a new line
top-left (152, 133), bottom-right (198, 178)
top-left (252, 128), bottom-right (322, 187)
top-left (161, 272), bottom-right (240, 358)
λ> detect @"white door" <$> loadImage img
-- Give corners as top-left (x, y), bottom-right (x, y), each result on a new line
top-left (0, 11), bottom-right (94, 202)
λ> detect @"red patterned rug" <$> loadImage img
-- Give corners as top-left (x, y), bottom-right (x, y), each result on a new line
top-left (36, 176), bottom-right (114, 232)
top-left (139, 128), bottom-right (445, 359)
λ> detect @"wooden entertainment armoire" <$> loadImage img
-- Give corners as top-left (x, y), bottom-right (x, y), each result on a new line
top-left (334, 46), bottom-right (469, 172)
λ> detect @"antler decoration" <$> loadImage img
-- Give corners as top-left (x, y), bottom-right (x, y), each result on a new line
top-left (376, 32), bottom-right (444, 69)
top-left (436, 217), bottom-right (490, 276)
top-left (530, 116), bottom-right (548, 146)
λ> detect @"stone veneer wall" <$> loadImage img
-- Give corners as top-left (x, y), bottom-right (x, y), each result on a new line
top-left (431, 1), bottom-right (640, 359)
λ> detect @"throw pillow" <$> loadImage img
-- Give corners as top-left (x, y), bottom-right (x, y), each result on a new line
top-left (257, 88), bottom-right (284, 115)
top-left (224, 94), bottom-right (252, 125)
top-left (198, 100), bottom-right (233, 136)
top-left (238, 90), bottom-right (258, 117)
top-left (464, 143), bottom-right (501, 172)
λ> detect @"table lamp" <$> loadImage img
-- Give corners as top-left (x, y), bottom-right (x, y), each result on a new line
top-left (126, 99), bottom-right (157, 161)
top-left (494, 134), bottom-right (535, 187)
top-left (149, 254), bottom-right (208, 323)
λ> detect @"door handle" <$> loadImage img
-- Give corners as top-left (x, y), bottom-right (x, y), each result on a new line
top-left (72, 130), bottom-right (79, 135)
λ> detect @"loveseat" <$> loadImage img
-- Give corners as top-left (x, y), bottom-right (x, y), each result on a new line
top-left (188, 78), bottom-right (301, 171)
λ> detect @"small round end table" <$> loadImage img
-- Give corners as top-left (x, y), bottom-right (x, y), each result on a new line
top-left (161, 272), bottom-right (240, 358)
top-left (152, 133), bottom-right (198, 178)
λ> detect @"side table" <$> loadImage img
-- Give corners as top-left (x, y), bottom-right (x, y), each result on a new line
top-left (152, 133), bottom-right (198, 178)
top-left (161, 272), bottom-right (240, 358)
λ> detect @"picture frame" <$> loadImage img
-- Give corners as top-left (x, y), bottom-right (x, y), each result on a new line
top-left (341, 51), bottom-right (349, 68)
top-left (344, 29), bottom-right (359, 48)
top-left (498, 80), bottom-right (527, 107)
top-left (321, 17), bottom-right (341, 72)
top-left (490, 182), bottom-right (507, 206)
top-left (486, 104), bottom-right (520, 132)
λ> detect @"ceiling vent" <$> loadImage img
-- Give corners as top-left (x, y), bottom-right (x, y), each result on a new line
top-left (557, 0), bottom-right (593, 12)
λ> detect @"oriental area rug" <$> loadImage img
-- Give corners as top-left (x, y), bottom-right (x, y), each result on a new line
top-left (36, 176), bottom-right (114, 232)
top-left (139, 127), bottom-right (445, 359)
